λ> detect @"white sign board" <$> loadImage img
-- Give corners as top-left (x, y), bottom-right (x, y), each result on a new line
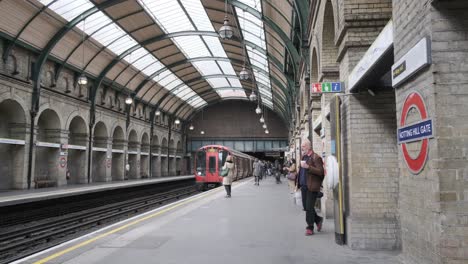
top-left (348, 20), bottom-right (393, 92)
top-left (392, 37), bottom-right (431, 87)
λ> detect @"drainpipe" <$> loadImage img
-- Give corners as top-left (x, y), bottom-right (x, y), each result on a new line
top-left (167, 116), bottom-right (172, 176)
top-left (149, 109), bottom-right (155, 178)
top-left (87, 110), bottom-right (95, 183)
top-left (26, 110), bottom-right (37, 189)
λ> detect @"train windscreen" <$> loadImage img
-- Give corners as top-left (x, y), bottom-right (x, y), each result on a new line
top-left (218, 150), bottom-right (228, 169)
top-left (196, 150), bottom-right (206, 176)
top-left (209, 157), bottom-right (216, 173)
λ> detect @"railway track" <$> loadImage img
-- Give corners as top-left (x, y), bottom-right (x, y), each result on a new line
top-left (0, 185), bottom-right (198, 264)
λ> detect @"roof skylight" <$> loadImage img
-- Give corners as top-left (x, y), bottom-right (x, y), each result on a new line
top-left (40, 0), bottom-right (206, 109)
top-left (140, 0), bottom-right (246, 99)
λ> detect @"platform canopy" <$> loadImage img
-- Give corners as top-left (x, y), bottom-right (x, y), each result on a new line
top-left (8, 0), bottom-right (298, 121)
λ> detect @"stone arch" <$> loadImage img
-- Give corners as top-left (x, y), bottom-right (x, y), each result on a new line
top-left (169, 139), bottom-right (175, 153)
top-left (66, 111), bottom-right (89, 135)
top-left (0, 93), bottom-right (29, 125)
top-left (311, 48), bottom-right (320, 83)
top-left (128, 129), bottom-right (138, 145)
top-left (0, 99), bottom-right (26, 139)
top-left (176, 140), bottom-right (181, 151)
top-left (110, 121), bottom-right (126, 141)
top-left (35, 104), bottom-right (64, 129)
top-left (111, 124), bottom-right (125, 151)
top-left (0, 98), bottom-right (27, 189)
top-left (161, 137), bottom-right (168, 148)
top-left (67, 115), bottom-right (88, 183)
top-left (6, 54), bottom-right (18, 75)
top-left (152, 134), bottom-right (159, 147)
top-left (68, 115), bottom-right (87, 146)
top-left (94, 121), bottom-right (108, 139)
top-left (141, 132), bottom-right (149, 149)
top-left (36, 108), bottom-right (61, 143)
top-left (321, 0), bottom-right (339, 69)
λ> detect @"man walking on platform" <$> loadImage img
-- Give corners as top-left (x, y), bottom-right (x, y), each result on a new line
top-left (296, 139), bottom-right (324, 236)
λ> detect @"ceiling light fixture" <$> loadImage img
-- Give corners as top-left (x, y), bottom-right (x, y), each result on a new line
top-left (218, 0), bottom-right (233, 39)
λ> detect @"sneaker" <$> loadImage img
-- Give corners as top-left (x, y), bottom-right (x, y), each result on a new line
top-left (305, 229), bottom-right (313, 236)
top-left (317, 219), bottom-right (323, 232)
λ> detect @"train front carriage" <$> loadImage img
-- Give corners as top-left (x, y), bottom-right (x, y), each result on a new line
top-left (194, 145), bottom-right (253, 191)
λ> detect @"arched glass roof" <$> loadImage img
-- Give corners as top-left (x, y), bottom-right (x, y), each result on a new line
top-left (23, 0), bottom-right (296, 120)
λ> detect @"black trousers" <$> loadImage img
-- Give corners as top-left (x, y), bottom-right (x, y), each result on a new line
top-left (224, 185), bottom-right (231, 195)
top-left (301, 187), bottom-right (322, 231)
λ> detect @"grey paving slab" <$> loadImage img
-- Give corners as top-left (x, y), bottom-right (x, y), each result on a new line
top-left (17, 177), bottom-right (401, 264)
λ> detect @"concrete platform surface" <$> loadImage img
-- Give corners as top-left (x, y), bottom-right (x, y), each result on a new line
top-left (0, 175), bottom-right (194, 207)
top-left (14, 177), bottom-right (401, 264)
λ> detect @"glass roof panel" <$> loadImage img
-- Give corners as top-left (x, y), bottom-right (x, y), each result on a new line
top-left (49, 0), bottom-right (93, 21)
top-left (139, 0), bottom-right (194, 32)
top-left (217, 90), bottom-right (247, 98)
top-left (41, 0), bottom-right (206, 109)
top-left (217, 61), bottom-right (236, 75)
top-left (237, 3), bottom-right (273, 107)
top-left (140, 0), bottom-right (244, 99)
top-left (228, 78), bottom-right (243, 88)
top-left (202, 36), bottom-right (228, 58)
top-left (193, 61), bottom-right (222, 75)
top-left (180, 0), bottom-right (215, 32)
top-left (172, 36), bottom-right (211, 59)
top-left (207, 78), bottom-right (230, 88)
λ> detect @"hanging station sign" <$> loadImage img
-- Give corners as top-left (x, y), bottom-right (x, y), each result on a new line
top-left (311, 82), bottom-right (344, 93)
top-left (392, 37), bottom-right (431, 87)
top-left (397, 92), bottom-right (434, 174)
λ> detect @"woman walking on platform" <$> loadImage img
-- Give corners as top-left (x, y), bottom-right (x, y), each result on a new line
top-left (222, 155), bottom-right (235, 198)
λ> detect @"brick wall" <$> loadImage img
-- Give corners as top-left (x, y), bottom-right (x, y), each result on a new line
top-left (341, 90), bottom-right (400, 250)
top-left (187, 100), bottom-right (288, 139)
top-left (432, 2), bottom-right (468, 262)
top-left (394, 0), bottom-right (468, 263)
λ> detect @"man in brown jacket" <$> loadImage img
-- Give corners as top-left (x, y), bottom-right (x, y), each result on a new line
top-left (295, 139), bottom-right (324, 236)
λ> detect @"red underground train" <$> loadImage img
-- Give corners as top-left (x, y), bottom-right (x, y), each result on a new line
top-left (194, 145), bottom-right (255, 191)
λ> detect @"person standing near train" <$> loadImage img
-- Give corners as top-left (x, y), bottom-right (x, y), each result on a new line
top-left (253, 159), bottom-right (262, 186)
top-left (222, 155), bottom-right (235, 198)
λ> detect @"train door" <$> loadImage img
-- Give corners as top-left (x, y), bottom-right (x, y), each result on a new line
top-left (206, 149), bottom-right (218, 187)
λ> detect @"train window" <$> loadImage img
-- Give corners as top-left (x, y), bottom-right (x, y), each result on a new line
top-left (218, 150), bottom-right (228, 169)
top-left (209, 157), bottom-right (216, 173)
top-left (196, 151), bottom-right (206, 176)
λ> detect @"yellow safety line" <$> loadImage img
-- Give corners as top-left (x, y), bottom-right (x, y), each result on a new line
top-left (33, 189), bottom-right (222, 264)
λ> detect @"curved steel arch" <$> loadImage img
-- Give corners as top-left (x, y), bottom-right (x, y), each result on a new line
top-left (31, 0), bottom-right (125, 113)
top-left (165, 84), bottom-right (289, 117)
top-left (152, 73), bottom-right (291, 114)
top-left (173, 90), bottom-right (290, 122)
top-left (55, 9), bottom-right (145, 81)
top-left (132, 39), bottom-right (287, 99)
top-left (226, 0), bottom-right (300, 65)
top-left (2, 0), bottom-right (59, 62)
top-left (182, 99), bottom-right (289, 126)
top-left (134, 56), bottom-right (289, 97)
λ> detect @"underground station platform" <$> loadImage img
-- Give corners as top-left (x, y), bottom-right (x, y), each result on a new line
top-left (8, 177), bottom-right (400, 264)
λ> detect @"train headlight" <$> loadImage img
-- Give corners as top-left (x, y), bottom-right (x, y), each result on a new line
top-left (198, 171), bottom-right (202, 176)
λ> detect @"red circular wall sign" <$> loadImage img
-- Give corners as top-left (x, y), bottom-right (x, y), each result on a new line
top-left (59, 157), bottom-right (67, 168)
top-left (400, 92), bottom-right (429, 174)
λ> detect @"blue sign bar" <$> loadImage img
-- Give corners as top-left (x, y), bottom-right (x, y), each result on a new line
top-left (398, 119), bottom-right (433, 143)
top-left (331, 82), bottom-right (342, 92)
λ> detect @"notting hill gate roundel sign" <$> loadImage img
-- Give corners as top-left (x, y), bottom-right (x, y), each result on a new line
top-left (397, 92), bottom-right (434, 174)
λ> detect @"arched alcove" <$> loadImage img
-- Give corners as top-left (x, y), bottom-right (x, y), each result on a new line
top-left (111, 126), bottom-right (125, 181)
top-left (92, 122), bottom-right (108, 182)
top-left (67, 116), bottom-right (87, 184)
top-left (140, 133), bottom-right (149, 178)
top-left (0, 99), bottom-right (27, 190)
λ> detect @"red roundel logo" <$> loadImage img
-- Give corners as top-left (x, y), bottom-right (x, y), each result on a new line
top-left (400, 92), bottom-right (429, 174)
